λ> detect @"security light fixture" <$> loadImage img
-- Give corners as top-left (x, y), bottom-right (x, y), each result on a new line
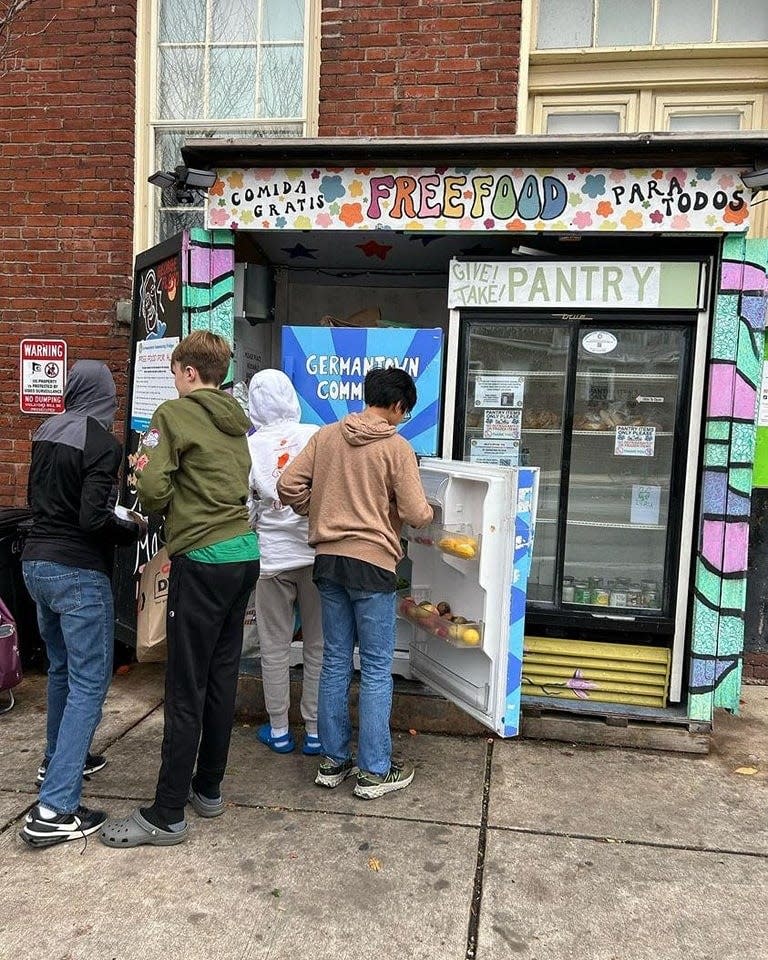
top-left (741, 167), bottom-right (768, 191)
top-left (147, 165), bottom-right (218, 204)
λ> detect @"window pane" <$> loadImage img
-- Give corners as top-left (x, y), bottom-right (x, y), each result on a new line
top-left (159, 0), bottom-right (205, 42)
top-left (211, 0), bottom-right (259, 43)
top-left (263, 0), bottom-right (305, 41)
top-left (536, 0), bottom-right (593, 48)
top-left (158, 47), bottom-right (204, 119)
top-left (156, 208), bottom-right (205, 244)
top-left (596, 0), bottom-right (651, 45)
top-left (259, 44), bottom-right (304, 118)
top-left (717, 0), bottom-right (768, 40)
top-left (210, 47), bottom-right (258, 119)
top-left (668, 112), bottom-right (742, 131)
top-left (657, 0), bottom-right (712, 42)
top-left (546, 111), bottom-right (621, 133)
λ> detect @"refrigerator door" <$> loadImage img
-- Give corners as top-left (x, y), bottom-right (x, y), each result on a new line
top-left (562, 325), bottom-right (690, 620)
top-left (402, 459), bottom-right (538, 737)
top-left (457, 321), bottom-right (571, 607)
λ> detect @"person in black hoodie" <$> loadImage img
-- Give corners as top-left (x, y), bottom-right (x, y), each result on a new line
top-left (19, 360), bottom-right (144, 849)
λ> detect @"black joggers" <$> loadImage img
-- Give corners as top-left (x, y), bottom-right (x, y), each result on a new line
top-left (154, 555), bottom-right (260, 820)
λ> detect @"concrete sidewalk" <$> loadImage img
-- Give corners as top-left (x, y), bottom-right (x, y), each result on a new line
top-left (1, 667), bottom-right (767, 960)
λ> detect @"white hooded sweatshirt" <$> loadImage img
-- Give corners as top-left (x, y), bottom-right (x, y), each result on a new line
top-left (247, 369), bottom-right (319, 576)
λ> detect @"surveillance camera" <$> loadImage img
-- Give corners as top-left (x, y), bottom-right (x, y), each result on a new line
top-left (741, 167), bottom-right (768, 190)
top-left (148, 170), bottom-right (177, 189)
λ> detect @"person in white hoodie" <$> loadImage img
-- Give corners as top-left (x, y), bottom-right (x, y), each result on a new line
top-left (247, 369), bottom-right (323, 755)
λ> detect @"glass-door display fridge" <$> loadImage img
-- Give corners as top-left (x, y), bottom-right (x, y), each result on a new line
top-left (455, 317), bottom-right (694, 652)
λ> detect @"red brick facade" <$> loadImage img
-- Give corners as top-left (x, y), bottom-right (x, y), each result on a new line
top-left (318, 1), bottom-right (521, 137)
top-left (0, 0), bottom-right (138, 507)
top-left (0, 0), bottom-right (521, 508)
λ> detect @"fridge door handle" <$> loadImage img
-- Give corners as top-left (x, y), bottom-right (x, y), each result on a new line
top-left (590, 613), bottom-right (637, 622)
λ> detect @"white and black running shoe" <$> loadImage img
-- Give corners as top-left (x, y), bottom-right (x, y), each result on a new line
top-left (36, 752), bottom-right (108, 786)
top-left (20, 804), bottom-right (108, 848)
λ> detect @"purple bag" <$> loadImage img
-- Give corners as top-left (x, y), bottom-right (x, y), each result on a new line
top-left (0, 596), bottom-right (22, 714)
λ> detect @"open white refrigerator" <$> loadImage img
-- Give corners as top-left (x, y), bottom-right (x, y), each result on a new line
top-left (397, 459), bottom-right (539, 738)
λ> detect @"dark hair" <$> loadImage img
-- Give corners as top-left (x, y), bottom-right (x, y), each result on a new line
top-left (364, 366), bottom-right (417, 413)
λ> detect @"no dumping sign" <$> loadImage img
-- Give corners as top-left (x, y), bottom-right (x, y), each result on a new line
top-left (20, 338), bottom-right (67, 414)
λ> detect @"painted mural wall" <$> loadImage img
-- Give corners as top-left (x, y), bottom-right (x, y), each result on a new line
top-left (690, 236), bottom-right (768, 721)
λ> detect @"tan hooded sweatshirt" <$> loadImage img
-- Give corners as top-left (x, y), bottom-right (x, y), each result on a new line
top-left (276, 408), bottom-right (433, 573)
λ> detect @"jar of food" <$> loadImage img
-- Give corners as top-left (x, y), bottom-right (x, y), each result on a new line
top-left (627, 584), bottom-right (643, 608)
top-left (642, 581), bottom-right (660, 608)
top-left (593, 585), bottom-right (610, 606)
top-left (610, 586), bottom-right (628, 607)
top-left (562, 577), bottom-right (575, 603)
top-left (573, 580), bottom-right (589, 604)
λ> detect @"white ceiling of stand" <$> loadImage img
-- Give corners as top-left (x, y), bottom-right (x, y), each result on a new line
top-left (243, 229), bottom-right (556, 272)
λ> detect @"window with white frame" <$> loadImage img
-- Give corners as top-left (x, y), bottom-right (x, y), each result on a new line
top-left (138, 0), bottom-right (318, 246)
top-left (535, 0), bottom-right (768, 49)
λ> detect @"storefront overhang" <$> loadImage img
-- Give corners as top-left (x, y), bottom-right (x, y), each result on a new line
top-left (182, 132), bottom-right (768, 172)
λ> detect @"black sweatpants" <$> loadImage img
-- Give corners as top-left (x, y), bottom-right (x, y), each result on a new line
top-left (154, 554), bottom-right (260, 818)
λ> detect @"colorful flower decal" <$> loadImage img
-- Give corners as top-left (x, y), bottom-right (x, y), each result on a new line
top-left (405, 220), bottom-right (424, 230)
top-left (240, 210), bottom-right (254, 225)
top-left (671, 214), bottom-right (690, 230)
top-left (349, 179), bottom-right (364, 198)
top-left (284, 170), bottom-right (302, 181)
top-left (724, 204), bottom-right (749, 225)
top-left (329, 202), bottom-right (340, 215)
top-left (596, 200), bottom-right (614, 217)
top-left (717, 174), bottom-right (735, 188)
top-left (252, 168), bottom-right (275, 182)
top-left (315, 212), bottom-right (332, 228)
top-left (599, 220), bottom-right (618, 231)
top-left (294, 215), bottom-right (312, 229)
top-left (311, 169), bottom-right (321, 179)
top-left (209, 179), bottom-right (224, 196)
top-left (567, 172), bottom-right (576, 181)
top-left (568, 192), bottom-right (582, 208)
top-left (609, 170), bottom-right (626, 182)
top-left (208, 207), bottom-right (229, 226)
top-left (463, 190), bottom-right (473, 199)
top-left (650, 210), bottom-right (664, 224)
top-left (275, 216), bottom-right (287, 228)
top-left (652, 169), bottom-right (664, 180)
top-left (319, 175), bottom-right (346, 202)
top-left (226, 171), bottom-right (243, 188)
top-left (695, 168), bottom-right (714, 181)
top-left (483, 218), bottom-right (495, 229)
top-left (506, 219), bottom-right (526, 231)
top-left (339, 202), bottom-right (364, 227)
top-left (354, 167), bottom-right (372, 175)
top-left (582, 174), bottom-right (606, 198)
top-left (620, 210), bottom-right (644, 230)
top-left (667, 168), bottom-right (688, 185)
top-left (460, 217), bottom-right (474, 230)
top-left (572, 211), bottom-right (593, 229)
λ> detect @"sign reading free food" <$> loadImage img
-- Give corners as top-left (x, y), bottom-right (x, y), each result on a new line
top-left (282, 326), bottom-right (444, 456)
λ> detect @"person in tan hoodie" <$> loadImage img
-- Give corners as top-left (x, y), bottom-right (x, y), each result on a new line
top-left (277, 367), bottom-right (432, 799)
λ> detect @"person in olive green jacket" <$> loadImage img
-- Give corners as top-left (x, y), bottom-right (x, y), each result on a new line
top-left (101, 331), bottom-right (260, 849)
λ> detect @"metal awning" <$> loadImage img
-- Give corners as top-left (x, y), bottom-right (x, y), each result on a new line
top-left (182, 132), bottom-right (768, 171)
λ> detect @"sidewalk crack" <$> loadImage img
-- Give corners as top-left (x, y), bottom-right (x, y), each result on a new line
top-left (465, 738), bottom-right (493, 960)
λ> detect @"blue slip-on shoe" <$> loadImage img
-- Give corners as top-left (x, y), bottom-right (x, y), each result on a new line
top-left (302, 733), bottom-right (323, 756)
top-left (256, 723), bottom-right (296, 754)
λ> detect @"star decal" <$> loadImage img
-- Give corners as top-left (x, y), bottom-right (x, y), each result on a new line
top-left (356, 240), bottom-right (392, 261)
top-left (407, 234), bottom-right (444, 246)
top-left (281, 243), bottom-right (318, 259)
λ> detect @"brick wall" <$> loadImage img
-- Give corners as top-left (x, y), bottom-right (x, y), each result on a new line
top-left (0, 0), bottom-right (137, 508)
top-left (318, 0), bottom-right (521, 137)
top-left (744, 653), bottom-right (768, 684)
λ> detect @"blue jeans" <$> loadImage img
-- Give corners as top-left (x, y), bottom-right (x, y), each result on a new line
top-left (22, 560), bottom-right (114, 814)
top-left (316, 578), bottom-right (396, 776)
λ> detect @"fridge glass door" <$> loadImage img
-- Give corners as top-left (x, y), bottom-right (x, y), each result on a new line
top-left (460, 322), bottom-right (570, 605)
top-left (562, 325), bottom-right (687, 616)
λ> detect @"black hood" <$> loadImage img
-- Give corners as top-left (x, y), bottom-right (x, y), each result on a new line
top-left (34, 360), bottom-right (117, 450)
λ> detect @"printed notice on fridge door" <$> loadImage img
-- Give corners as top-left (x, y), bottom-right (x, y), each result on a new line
top-left (615, 425), bottom-right (656, 457)
top-left (483, 408), bottom-right (522, 440)
top-left (130, 337), bottom-right (179, 432)
top-left (470, 438), bottom-right (520, 466)
top-left (473, 374), bottom-right (524, 409)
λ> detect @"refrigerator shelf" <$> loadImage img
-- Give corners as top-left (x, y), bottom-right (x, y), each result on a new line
top-left (404, 523), bottom-right (481, 561)
top-left (397, 595), bottom-right (485, 649)
top-left (567, 520), bottom-right (666, 530)
top-left (574, 371), bottom-right (679, 381)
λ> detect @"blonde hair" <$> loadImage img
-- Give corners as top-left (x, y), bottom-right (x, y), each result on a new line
top-left (171, 330), bottom-right (231, 386)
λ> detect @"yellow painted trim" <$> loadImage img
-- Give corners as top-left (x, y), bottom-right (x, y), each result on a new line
top-left (516, 0), bottom-right (534, 134)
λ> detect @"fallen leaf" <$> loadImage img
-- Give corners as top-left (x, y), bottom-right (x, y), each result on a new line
top-left (271, 888), bottom-right (281, 898)
top-left (367, 857), bottom-right (382, 872)
top-left (115, 665), bottom-right (131, 675)
top-left (408, 729), bottom-right (418, 737)
top-left (734, 766), bottom-right (759, 776)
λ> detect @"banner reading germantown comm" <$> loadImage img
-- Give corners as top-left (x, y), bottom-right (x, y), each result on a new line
top-left (206, 166), bottom-right (750, 234)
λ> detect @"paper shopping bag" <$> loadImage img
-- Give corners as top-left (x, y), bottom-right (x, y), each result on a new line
top-left (136, 548), bottom-right (171, 663)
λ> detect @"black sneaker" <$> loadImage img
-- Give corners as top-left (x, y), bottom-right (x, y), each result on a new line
top-left (20, 804), bottom-right (108, 848)
top-left (353, 760), bottom-right (414, 800)
top-left (314, 756), bottom-right (358, 789)
top-left (36, 752), bottom-right (108, 786)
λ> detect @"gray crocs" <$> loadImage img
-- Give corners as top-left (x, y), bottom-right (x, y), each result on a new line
top-left (188, 787), bottom-right (224, 818)
top-left (99, 808), bottom-right (189, 848)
